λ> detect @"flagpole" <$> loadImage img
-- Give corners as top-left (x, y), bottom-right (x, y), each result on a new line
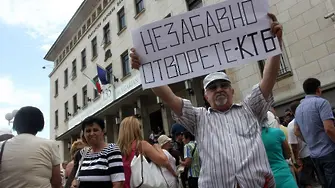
top-left (96, 64), bottom-right (118, 100)
top-left (82, 72), bottom-right (100, 92)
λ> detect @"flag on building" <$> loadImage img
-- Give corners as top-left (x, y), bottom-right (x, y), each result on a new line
top-left (97, 65), bottom-right (110, 85)
top-left (82, 73), bottom-right (102, 94)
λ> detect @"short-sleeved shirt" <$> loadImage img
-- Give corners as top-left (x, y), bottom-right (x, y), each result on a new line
top-left (183, 141), bottom-right (200, 178)
top-left (0, 134), bottom-right (61, 188)
top-left (172, 84), bottom-right (275, 188)
top-left (295, 95), bottom-right (335, 158)
top-left (261, 128), bottom-right (298, 188)
top-left (76, 143), bottom-right (125, 188)
top-left (162, 150), bottom-right (178, 188)
top-left (287, 119), bottom-right (310, 158)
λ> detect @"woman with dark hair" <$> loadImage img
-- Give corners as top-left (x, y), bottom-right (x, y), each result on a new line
top-left (70, 116), bottom-right (124, 188)
top-left (0, 106), bottom-right (62, 188)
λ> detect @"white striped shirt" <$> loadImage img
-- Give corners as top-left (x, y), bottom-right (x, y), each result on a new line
top-left (76, 144), bottom-right (125, 188)
top-left (173, 85), bottom-right (275, 188)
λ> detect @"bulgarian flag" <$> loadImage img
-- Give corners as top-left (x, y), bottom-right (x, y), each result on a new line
top-left (82, 73), bottom-right (102, 94)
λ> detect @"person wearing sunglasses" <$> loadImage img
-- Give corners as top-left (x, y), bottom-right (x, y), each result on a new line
top-left (130, 13), bottom-right (283, 188)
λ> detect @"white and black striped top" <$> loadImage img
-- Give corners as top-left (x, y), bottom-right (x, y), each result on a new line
top-left (76, 143), bottom-right (125, 188)
top-left (172, 84), bottom-right (276, 188)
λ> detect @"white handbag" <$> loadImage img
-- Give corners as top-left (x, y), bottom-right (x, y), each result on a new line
top-left (130, 149), bottom-right (168, 188)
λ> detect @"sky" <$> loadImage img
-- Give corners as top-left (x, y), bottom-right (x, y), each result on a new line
top-left (0, 0), bottom-right (83, 139)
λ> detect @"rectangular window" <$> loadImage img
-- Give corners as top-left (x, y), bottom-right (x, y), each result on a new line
top-left (74, 36), bottom-right (78, 44)
top-left (121, 50), bottom-right (130, 77)
top-left (103, 0), bottom-right (108, 8)
top-left (106, 64), bottom-right (113, 83)
top-left (64, 101), bottom-right (69, 121)
top-left (78, 30), bottom-right (82, 39)
top-left (91, 37), bottom-right (98, 58)
top-left (258, 45), bottom-right (292, 79)
top-left (97, 5), bottom-right (102, 15)
top-left (135, 0), bottom-right (144, 14)
top-left (93, 76), bottom-right (99, 99)
top-left (82, 24), bottom-right (86, 32)
top-left (118, 7), bottom-right (126, 31)
top-left (72, 59), bottom-right (77, 79)
top-left (186, 0), bottom-right (203, 11)
top-left (64, 68), bottom-right (68, 87)
top-left (54, 79), bottom-right (58, 97)
top-left (82, 85), bottom-right (88, 107)
top-left (81, 49), bottom-right (87, 70)
top-left (73, 94), bottom-right (78, 114)
top-left (87, 18), bottom-right (91, 26)
top-left (92, 11), bottom-right (97, 21)
top-left (103, 23), bottom-right (111, 46)
top-left (55, 110), bottom-right (58, 129)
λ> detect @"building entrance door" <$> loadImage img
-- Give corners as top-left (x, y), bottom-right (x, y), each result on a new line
top-left (149, 110), bottom-right (164, 142)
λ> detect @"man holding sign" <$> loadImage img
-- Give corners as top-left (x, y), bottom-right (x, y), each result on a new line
top-left (131, 9), bottom-right (282, 188)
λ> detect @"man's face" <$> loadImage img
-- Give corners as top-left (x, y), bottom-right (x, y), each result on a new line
top-left (204, 80), bottom-right (234, 110)
top-left (175, 134), bottom-right (183, 143)
top-left (285, 111), bottom-right (292, 117)
top-left (182, 135), bottom-right (189, 145)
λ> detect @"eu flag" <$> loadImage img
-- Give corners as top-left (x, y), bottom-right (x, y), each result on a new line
top-left (97, 65), bottom-right (110, 85)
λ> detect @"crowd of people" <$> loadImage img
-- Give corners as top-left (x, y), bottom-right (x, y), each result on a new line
top-left (0, 13), bottom-right (334, 188)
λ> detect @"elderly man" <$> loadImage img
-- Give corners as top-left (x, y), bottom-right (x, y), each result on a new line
top-left (131, 13), bottom-right (282, 188)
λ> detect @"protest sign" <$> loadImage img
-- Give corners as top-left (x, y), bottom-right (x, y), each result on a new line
top-left (131, 0), bottom-right (282, 89)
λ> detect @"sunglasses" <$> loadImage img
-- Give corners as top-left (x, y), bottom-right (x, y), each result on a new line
top-left (206, 82), bottom-right (231, 91)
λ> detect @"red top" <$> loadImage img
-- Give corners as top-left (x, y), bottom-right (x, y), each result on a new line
top-left (122, 141), bottom-right (137, 188)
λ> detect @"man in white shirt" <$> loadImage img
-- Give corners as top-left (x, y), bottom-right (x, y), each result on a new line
top-left (287, 101), bottom-right (317, 188)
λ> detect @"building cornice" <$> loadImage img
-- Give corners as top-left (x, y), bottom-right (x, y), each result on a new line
top-left (44, 0), bottom-right (108, 64)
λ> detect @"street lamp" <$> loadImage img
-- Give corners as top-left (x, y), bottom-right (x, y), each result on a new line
top-left (5, 109), bottom-right (19, 126)
top-left (42, 64), bottom-right (54, 69)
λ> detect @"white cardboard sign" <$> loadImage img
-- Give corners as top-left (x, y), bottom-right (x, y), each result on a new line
top-left (131, 0), bottom-right (281, 89)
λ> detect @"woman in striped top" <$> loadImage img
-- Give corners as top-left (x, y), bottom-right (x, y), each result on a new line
top-left (71, 117), bottom-right (125, 188)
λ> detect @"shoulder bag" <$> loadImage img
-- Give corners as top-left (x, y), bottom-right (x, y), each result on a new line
top-left (72, 147), bottom-right (89, 188)
top-left (130, 142), bottom-right (167, 188)
top-left (0, 140), bottom-right (8, 171)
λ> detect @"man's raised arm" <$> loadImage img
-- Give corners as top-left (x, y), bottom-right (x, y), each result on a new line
top-left (260, 13), bottom-right (283, 100)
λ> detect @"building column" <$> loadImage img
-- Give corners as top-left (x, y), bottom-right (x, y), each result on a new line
top-left (57, 141), bottom-right (65, 162)
top-left (105, 115), bottom-right (115, 143)
top-left (184, 78), bottom-right (204, 107)
top-left (113, 108), bottom-right (123, 143)
top-left (136, 96), bottom-right (151, 140)
top-left (161, 107), bottom-right (174, 136)
top-left (63, 140), bottom-right (71, 161)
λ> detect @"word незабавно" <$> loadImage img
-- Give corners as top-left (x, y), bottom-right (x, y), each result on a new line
top-left (131, 0), bottom-right (282, 89)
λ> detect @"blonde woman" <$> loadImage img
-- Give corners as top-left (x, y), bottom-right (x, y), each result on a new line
top-left (65, 140), bottom-right (86, 179)
top-left (117, 116), bottom-right (177, 188)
